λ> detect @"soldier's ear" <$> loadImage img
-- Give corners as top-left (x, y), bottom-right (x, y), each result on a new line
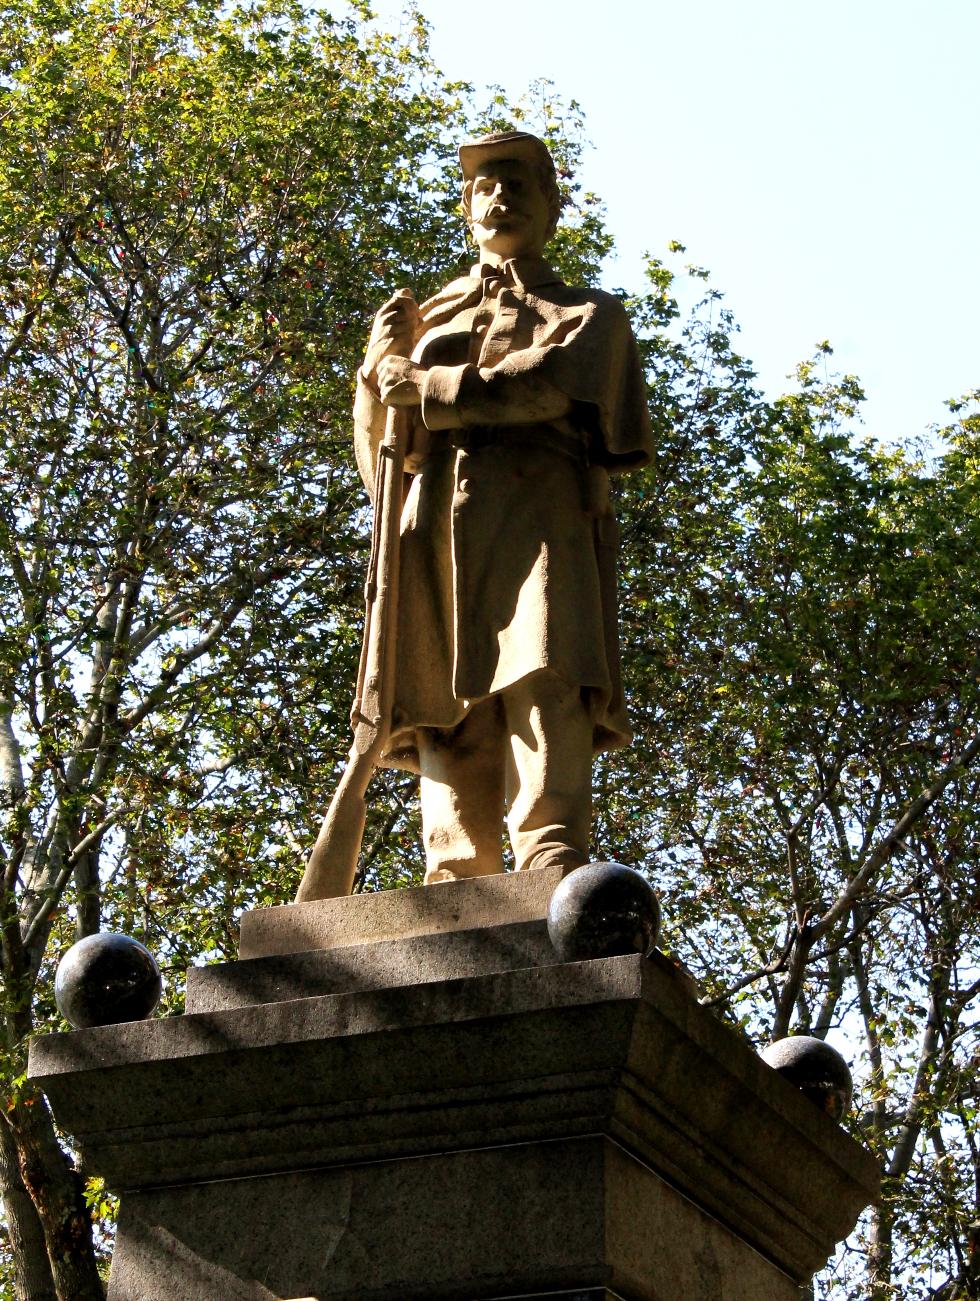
top-left (544, 189), bottom-right (563, 242)
top-left (461, 180), bottom-right (474, 230)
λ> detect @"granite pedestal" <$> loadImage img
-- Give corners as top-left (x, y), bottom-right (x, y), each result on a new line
top-left (29, 868), bottom-right (878, 1299)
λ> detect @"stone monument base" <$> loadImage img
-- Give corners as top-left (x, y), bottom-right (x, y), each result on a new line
top-left (29, 868), bottom-right (878, 1300)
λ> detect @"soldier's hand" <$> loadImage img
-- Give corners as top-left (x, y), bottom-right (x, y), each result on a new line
top-left (377, 356), bottom-right (424, 407)
top-left (363, 288), bottom-right (420, 389)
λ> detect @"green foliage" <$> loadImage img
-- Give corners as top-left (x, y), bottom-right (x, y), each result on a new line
top-left (0, 0), bottom-right (475, 1288)
top-left (605, 258), bottom-right (980, 1299)
top-left (0, 2), bottom-right (620, 1290)
top-left (0, 3), bottom-right (977, 1297)
top-left (0, 0), bottom-right (469, 975)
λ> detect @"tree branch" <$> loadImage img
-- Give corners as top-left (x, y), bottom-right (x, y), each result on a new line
top-left (813, 733), bottom-right (980, 944)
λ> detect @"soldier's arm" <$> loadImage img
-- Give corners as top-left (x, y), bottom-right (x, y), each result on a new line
top-left (376, 351), bottom-right (574, 429)
top-left (415, 362), bottom-right (572, 430)
top-left (390, 297), bottom-right (627, 432)
top-left (362, 289), bottom-right (419, 391)
top-left (402, 296), bottom-right (652, 472)
top-left (353, 289), bottom-right (421, 495)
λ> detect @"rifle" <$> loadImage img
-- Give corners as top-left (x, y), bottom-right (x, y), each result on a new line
top-left (295, 403), bottom-right (408, 902)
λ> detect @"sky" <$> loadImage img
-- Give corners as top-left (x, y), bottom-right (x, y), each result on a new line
top-left (371, 0), bottom-right (980, 445)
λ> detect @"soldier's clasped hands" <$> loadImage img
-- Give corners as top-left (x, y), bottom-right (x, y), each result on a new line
top-left (363, 287), bottom-right (421, 391)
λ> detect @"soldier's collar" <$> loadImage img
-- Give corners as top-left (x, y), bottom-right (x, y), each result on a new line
top-left (470, 256), bottom-right (564, 291)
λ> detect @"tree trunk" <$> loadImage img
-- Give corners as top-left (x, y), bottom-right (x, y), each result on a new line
top-left (0, 1115), bottom-right (57, 1301)
top-left (73, 846), bottom-right (101, 942)
top-left (772, 924), bottom-right (814, 1039)
top-left (10, 1089), bottom-right (105, 1301)
top-left (867, 1196), bottom-right (894, 1301)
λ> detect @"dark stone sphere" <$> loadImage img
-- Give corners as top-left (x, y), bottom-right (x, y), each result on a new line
top-left (547, 862), bottom-right (661, 963)
top-left (55, 933), bottom-right (162, 1029)
top-left (760, 1035), bottom-right (853, 1121)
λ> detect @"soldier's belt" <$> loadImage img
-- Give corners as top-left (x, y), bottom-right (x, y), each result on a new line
top-left (424, 423), bottom-right (588, 464)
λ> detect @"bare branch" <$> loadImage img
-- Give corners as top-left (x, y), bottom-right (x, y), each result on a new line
top-left (21, 806), bottom-right (135, 952)
top-left (698, 927), bottom-right (796, 1009)
top-left (812, 733), bottom-right (980, 944)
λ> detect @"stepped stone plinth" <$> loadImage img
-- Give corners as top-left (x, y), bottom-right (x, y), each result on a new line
top-left (29, 869), bottom-right (878, 1300)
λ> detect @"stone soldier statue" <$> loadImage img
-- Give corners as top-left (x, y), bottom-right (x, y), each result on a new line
top-left (302, 130), bottom-right (652, 896)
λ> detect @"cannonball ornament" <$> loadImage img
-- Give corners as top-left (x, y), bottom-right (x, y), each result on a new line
top-left (55, 933), bottom-right (162, 1030)
top-left (547, 861), bottom-right (661, 963)
top-left (761, 1035), bottom-right (853, 1122)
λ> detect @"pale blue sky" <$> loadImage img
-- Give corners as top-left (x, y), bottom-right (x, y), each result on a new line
top-left (372, 0), bottom-right (980, 444)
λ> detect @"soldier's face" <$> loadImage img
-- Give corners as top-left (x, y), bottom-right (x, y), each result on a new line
top-left (468, 159), bottom-right (551, 261)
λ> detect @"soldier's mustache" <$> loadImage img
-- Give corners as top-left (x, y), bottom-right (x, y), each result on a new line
top-left (485, 203), bottom-right (525, 221)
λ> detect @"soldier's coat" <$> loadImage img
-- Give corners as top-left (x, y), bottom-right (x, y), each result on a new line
top-left (352, 256), bottom-right (653, 772)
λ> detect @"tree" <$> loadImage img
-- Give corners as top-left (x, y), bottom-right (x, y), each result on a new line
top-left (0, 0), bottom-right (473, 1291)
top-left (0, 1), bottom-right (617, 1291)
top-left (602, 260), bottom-right (980, 1298)
top-left (1, 1), bottom-right (977, 1294)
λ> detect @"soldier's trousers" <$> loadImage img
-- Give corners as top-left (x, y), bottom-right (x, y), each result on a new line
top-left (417, 671), bottom-right (593, 882)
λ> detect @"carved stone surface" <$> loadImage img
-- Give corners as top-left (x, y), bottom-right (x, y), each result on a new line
top-left (186, 918), bottom-right (559, 1013)
top-left (104, 1138), bottom-right (805, 1300)
top-left (300, 131), bottom-right (655, 899)
top-left (30, 877), bottom-right (878, 1300)
top-left (249, 864), bottom-right (569, 957)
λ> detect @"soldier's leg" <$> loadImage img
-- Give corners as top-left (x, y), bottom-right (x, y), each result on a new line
top-left (502, 672), bottom-right (593, 874)
top-left (417, 696), bottom-right (507, 883)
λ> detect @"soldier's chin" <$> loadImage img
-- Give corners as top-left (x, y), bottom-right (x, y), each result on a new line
top-left (475, 226), bottom-right (538, 258)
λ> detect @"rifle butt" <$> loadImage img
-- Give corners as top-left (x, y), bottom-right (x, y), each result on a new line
top-left (294, 757), bottom-right (372, 902)
top-left (296, 404), bottom-right (408, 903)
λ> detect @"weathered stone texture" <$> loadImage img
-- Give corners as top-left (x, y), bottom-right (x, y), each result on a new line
top-left (29, 875), bottom-right (878, 1299)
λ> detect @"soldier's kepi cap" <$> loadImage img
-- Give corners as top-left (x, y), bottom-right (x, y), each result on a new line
top-left (458, 130), bottom-right (557, 183)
